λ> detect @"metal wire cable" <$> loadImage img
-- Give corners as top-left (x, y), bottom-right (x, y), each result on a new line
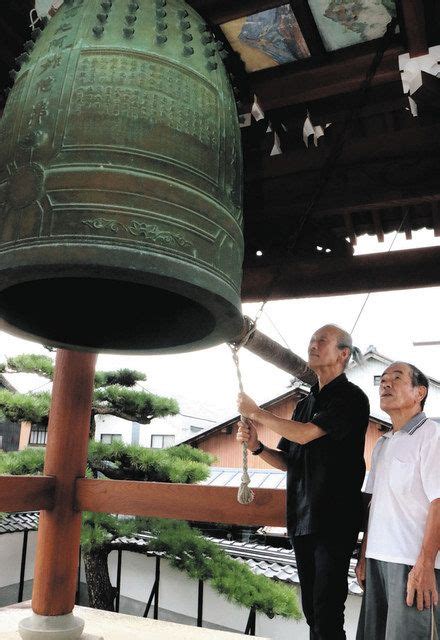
top-left (350, 208), bottom-right (409, 335)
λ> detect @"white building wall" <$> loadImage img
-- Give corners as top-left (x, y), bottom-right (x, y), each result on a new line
top-left (95, 413), bottom-right (213, 449)
top-left (94, 415), bottom-right (132, 445)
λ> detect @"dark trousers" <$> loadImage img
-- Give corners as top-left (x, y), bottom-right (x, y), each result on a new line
top-left (292, 529), bottom-right (358, 640)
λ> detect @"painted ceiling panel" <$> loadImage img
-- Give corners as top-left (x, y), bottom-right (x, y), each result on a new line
top-left (220, 4), bottom-right (310, 72)
top-left (308, 0), bottom-right (395, 51)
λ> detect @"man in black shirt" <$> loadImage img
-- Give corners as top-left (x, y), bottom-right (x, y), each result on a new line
top-left (237, 324), bottom-right (370, 640)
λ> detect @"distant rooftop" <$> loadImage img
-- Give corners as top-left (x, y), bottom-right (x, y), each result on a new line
top-left (201, 467), bottom-right (286, 490)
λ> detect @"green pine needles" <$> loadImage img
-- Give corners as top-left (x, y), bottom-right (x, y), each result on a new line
top-left (88, 441), bottom-right (214, 483)
top-left (0, 390), bottom-right (51, 425)
top-left (3, 354), bottom-right (55, 378)
top-left (0, 446), bottom-right (46, 476)
top-left (82, 514), bottom-right (301, 620)
top-left (0, 354), bottom-right (178, 428)
top-left (93, 386), bottom-right (178, 423)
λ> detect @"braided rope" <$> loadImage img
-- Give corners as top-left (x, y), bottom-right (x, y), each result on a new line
top-left (229, 345), bottom-right (254, 505)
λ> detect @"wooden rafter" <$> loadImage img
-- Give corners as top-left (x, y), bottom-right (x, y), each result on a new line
top-left (402, 206), bottom-right (412, 240)
top-left (248, 40), bottom-right (403, 110)
top-left (397, 0), bottom-right (428, 56)
top-left (245, 118), bottom-right (440, 211)
top-left (188, 0), bottom-right (285, 25)
top-left (372, 210), bottom-right (385, 242)
top-left (289, 0), bottom-right (326, 57)
top-left (344, 213), bottom-right (357, 246)
top-left (432, 202), bottom-right (440, 237)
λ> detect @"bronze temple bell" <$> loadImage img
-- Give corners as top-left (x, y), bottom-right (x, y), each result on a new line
top-left (0, 0), bottom-right (243, 353)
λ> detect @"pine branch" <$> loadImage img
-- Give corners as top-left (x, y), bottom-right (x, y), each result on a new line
top-left (92, 406), bottom-right (147, 423)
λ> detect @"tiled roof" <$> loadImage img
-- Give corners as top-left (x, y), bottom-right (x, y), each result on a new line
top-left (202, 467), bottom-right (286, 490)
top-left (112, 532), bottom-right (362, 596)
top-left (0, 512), bottom-right (362, 595)
top-left (0, 512), bottom-right (39, 534)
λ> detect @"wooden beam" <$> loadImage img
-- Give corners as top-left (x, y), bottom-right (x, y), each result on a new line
top-left (402, 206), bottom-right (412, 239)
top-left (0, 476), bottom-right (55, 512)
top-left (245, 163), bottom-right (440, 224)
top-left (398, 0), bottom-right (428, 56)
top-left (289, 0), bottom-right (326, 57)
top-left (344, 213), bottom-right (357, 246)
top-left (248, 41), bottom-right (403, 111)
top-left (245, 119), bottom-right (440, 183)
top-left (241, 245), bottom-right (440, 300)
top-left (76, 479), bottom-right (286, 527)
top-left (432, 202), bottom-right (440, 237)
top-left (372, 210), bottom-right (385, 242)
top-left (244, 123), bottom-right (440, 219)
top-left (188, 0), bottom-right (285, 24)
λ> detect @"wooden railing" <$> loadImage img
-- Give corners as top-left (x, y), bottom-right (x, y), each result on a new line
top-left (76, 479), bottom-right (286, 526)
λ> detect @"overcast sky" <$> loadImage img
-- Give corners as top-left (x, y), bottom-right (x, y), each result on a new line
top-left (1, 230), bottom-right (439, 421)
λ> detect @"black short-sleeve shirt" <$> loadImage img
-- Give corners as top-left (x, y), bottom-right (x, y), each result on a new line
top-left (278, 373), bottom-right (369, 537)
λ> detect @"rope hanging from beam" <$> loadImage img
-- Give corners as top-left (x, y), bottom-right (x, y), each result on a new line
top-left (228, 15), bottom-right (398, 505)
top-left (229, 343), bottom-right (255, 505)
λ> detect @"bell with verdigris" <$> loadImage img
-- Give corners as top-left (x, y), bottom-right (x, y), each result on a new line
top-left (0, 0), bottom-right (243, 354)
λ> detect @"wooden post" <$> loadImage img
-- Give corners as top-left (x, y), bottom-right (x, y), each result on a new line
top-left (31, 349), bottom-right (97, 616)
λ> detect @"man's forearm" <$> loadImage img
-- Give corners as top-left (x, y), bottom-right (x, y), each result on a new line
top-left (255, 408), bottom-right (325, 445)
top-left (417, 498), bottom-right (440, 565)
top-left (257, 446), bottom-right (287, 471)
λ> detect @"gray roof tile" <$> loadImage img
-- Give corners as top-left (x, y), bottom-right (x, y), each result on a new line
top-left (0, 512), bottom-right (39, 534)
top-left (0, 512), bottom-right (362, 594)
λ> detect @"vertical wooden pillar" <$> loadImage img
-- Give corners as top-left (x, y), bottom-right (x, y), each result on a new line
top-left (400, 0), bottom-right (428, 57)
top-left (32, 349), bottom-right (97, 616)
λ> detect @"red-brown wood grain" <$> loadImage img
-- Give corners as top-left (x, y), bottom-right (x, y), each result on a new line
top-left (76, 479), bottom-right (286, 527)
top-left (0, 476), bottom-right (55, 512)
top-left (31, 350), bottom-right (97, 617)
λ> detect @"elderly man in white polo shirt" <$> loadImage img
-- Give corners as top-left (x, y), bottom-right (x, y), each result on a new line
top-left (356, 361), bottom-right (440, 640)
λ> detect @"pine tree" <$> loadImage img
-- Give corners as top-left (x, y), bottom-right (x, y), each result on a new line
top-left (0, 354), bottom-right (300, 619)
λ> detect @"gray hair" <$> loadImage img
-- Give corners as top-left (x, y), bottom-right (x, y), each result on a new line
top-left (391, 361), bottom-right (429, 410)
top-left (327, 325), bottom-right (364, 369)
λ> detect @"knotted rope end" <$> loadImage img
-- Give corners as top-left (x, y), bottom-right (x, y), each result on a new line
top-left (237, 476), bottom-right (255, 505)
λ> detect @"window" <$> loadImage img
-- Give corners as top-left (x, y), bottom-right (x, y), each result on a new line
top-left (151, 434), bottom-right (175, 449)
top-left (100, 434), bottom-right (122, 444)
top-left (0, 435), bottom-right (3, 450)
top-left (29, 424), bottom-right (48, 446)
top-left (374, 375), bottom-right (381, 386)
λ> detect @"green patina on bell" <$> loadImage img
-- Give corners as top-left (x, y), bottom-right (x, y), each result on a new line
top-left (0, 0), bottom-right (243, 353)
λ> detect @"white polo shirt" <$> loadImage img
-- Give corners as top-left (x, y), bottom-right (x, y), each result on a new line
top-left (365, 413), bottom-right (440, 568)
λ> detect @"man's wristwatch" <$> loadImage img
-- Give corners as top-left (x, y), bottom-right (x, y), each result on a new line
top-left (251, 441), bottom-right (265, 456)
